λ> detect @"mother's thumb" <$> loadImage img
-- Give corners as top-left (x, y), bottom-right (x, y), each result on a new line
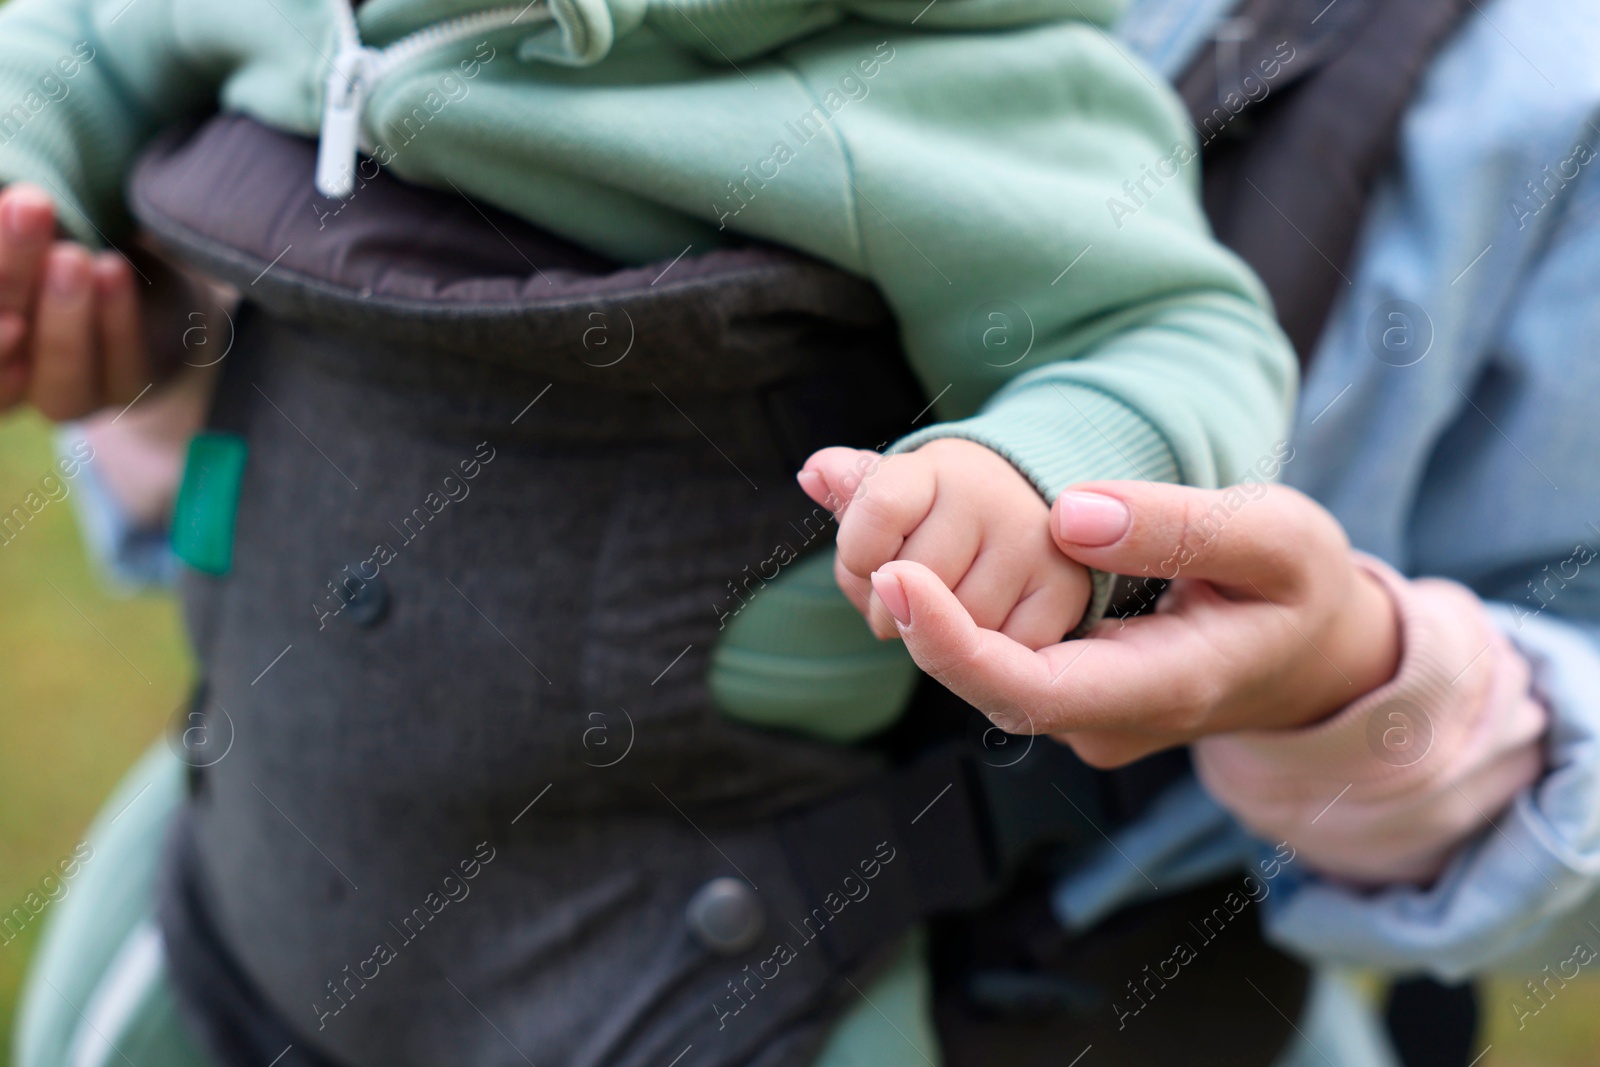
top-left (871, 559), bottom-right (984, 663)
top-left (872, 560), bottom-right (1059, 731)
top-left (870, 560), bottom-right (1025, 700)
top-left (1052, 480), bottom-right (1318, 599)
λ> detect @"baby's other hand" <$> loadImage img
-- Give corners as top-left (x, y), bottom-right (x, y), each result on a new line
top-left (798, 440), bottom-right (1091, 649)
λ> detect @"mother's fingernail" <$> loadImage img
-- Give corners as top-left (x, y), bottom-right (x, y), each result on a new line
top-left (987, 710), bottom-right (1020, 733)
top-left (870, 570), bottom-right (910, 626)
top-left (1056, 491), bottom-right (1131, 546)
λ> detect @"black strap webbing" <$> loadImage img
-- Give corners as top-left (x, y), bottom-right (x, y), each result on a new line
top-left (775, 737), bottom-right (1109, 970)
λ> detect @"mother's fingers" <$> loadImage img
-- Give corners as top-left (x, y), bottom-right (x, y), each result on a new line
top-left (1052, 481), bottom-right (1340, 602)
top-left (876, 559), bottom-right (1183, 733)
top-left (871, 559), bottom-right (1054, 732)
top-left (881, 558), bottom-right (1268, 745)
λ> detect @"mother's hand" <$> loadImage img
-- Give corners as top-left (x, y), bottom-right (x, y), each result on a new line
top-left (868, 481), bottom-right (1402, 768)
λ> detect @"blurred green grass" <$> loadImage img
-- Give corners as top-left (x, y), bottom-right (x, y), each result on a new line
top-left (0, 411), bottom-right (192, 1066)
top-left (1484, 973), bottom-right (1600, 1066)
top-left (1, 408), bottom-right (1599, 1065)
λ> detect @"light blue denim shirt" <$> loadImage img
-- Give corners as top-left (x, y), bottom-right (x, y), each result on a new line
top-left (54, 427), bottom-right (177, 590)
top-left (1256, 0), bottom-right (1600, 981)
top-left (1061, 0), bottom-right (1600, 999)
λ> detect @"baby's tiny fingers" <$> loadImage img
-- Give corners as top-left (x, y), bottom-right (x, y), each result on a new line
top-left (832, 551), bottom-right (879, 623)
top-left (876, 559), bottom-right (1059, 732)
top-left (833, 461), bottom-right (935, 584)
top-left (798, 446), bottom-right (882, 515)
top-left (997, 567), bottom-right (1093, 651)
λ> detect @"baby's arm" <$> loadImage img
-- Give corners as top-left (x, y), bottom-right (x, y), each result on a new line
top-left (0, 0), bottom-right (216, 243)
top-left (0, 0), bottom-right (227, 413)
top-left (791, 21), bottom-right (1297, 506)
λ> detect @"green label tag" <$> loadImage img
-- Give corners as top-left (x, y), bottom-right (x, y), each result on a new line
top-left (171, 432), bottom-right (249, 576)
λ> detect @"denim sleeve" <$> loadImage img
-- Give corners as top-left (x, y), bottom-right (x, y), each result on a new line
top-left (55, 425), bottom-right (176, 590)
top-left (1262, 607), bottom-right (1600, 979)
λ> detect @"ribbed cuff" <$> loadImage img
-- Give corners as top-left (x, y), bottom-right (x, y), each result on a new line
top-left (892, 378), bottom-right (1180, 501)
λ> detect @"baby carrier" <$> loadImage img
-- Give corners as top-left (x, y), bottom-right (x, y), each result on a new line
top-left (15, 0), bottom-right (1471, 1064)
top-left (141, 109), bottom-right (1278, 1067)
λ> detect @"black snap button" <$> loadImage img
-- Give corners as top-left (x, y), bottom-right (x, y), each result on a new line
top-left (686, 877), bottom-right (764, 956)
top-left (336, 569), bottom-right (390, 627)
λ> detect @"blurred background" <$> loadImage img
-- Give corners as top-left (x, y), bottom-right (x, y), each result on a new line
top-left (0, 410), bottom-right (190, 1065)
top-left (3, 406), bottom-right (1600, 1067)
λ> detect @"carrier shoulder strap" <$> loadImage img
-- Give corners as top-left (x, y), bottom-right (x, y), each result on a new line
top-left (1176, 0), bottom-right (1472, 363)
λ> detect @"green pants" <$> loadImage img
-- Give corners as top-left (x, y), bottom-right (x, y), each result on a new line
top-left (12, 745), bottom-right (210, 1067)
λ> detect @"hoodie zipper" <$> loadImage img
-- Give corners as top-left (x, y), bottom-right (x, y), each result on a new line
top-left (315, 2), bottom-right (549, 198)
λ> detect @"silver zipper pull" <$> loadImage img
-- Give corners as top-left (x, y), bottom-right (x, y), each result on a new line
top-left (315, 47), bottom-right (369, 198)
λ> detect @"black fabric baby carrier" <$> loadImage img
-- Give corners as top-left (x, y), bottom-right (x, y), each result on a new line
top-left (131, 0), bottom-right (1469, 1064)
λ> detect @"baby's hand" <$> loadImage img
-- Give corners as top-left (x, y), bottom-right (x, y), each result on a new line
top-left (798, 440), bottom-right (1091, 649)
top-left (0, 183), bottom-right (155, 419)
